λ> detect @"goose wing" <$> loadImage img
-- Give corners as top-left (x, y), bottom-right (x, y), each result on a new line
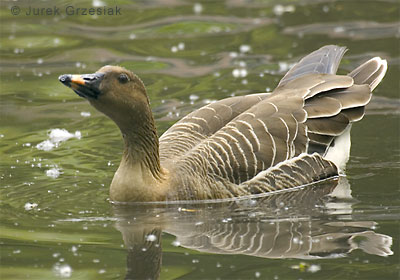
top-left (160, 45), bottom-right (348, 164)
top-left (161, 45), bottom-right (387, 191)
top-left (159, 93), bottom-right (270, 161)
top-left (178, 73), bottom-right (354, 185)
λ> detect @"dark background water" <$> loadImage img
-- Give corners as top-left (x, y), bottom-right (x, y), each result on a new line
top-left (1, 0), bottom-right (399, 279)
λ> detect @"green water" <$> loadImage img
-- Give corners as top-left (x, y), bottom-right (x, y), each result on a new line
top-left (1, 0), bottom-right (399, 279)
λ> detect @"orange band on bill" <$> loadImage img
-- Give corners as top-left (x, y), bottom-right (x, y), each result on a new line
top-left (70, 75), bottom-right (85, 85)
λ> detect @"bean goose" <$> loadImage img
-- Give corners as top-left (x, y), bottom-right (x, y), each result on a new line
top-left (59, 45), bottom-right (387, 202)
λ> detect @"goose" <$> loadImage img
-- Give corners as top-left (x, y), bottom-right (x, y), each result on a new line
top-left (59, 45), bottom-right (387, 202)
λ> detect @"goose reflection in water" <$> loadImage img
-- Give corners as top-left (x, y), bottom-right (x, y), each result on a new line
top-left (112, 177), bottom-right (393, 280)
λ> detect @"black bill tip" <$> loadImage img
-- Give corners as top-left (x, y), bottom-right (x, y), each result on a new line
top-left (59, 74), bottom-right (72, 87)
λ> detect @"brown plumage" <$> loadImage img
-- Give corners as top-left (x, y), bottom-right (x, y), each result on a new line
top-left (59, 45), bottom-right (387, 202)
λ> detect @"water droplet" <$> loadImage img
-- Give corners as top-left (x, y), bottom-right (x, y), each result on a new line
top-left (193, 3), bottom-right (203, 14)
top-left (307, 264), bottom-right (321, 273)
top-left (189, 94), bottom-right (199, 101)
top-left (178, 42), bottom-right (185, 50)
top-left (80, 112), bottom-right (91, 117)
top-left (92, 0), bottom-right (105, 7)
top-left (239, 45), bottom-right (251, 53)
top-left (53, 263), bottom-right (72, 278)
top-left (273, 4), bottom-right (295, 16)
top-left (146, 234), bottom-right (157, 242)
top-left (334, 26), bottom-right (345, 33)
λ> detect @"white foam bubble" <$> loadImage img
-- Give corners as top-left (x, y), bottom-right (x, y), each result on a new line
top-left (46, 168), bottom-right (62, 179)
top-left (24, 202), bottom-right (38, 211)
top-left (36, 140), bottom-right (55, 151)
top-left (49, 128), bottom-right (81, 143)
top-left (36, 129), bottom-right (81, 151)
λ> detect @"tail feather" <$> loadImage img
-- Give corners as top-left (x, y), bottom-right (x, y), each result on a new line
top-left (341, 106), bottom-right (365, 122)
top-left (292, 48), bottom-right (388, 170)
top-left (348, 57), bottom-right (388, 90)
top-left (321, 84), bottom-right (372, 110)
top-left (278, 45), bottom-right (347, 87)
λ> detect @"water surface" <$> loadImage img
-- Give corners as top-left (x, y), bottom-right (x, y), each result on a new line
top-left (1, 0), bottom-right (399, 279)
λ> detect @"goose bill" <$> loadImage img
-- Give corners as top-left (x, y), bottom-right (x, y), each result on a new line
top-left (58, 73), bottom-right (104, 99)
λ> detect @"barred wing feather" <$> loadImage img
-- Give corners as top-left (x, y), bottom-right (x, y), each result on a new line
top-left (159, 93), bottom-right (270, 161)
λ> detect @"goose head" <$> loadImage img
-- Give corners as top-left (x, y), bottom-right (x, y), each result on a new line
top-left (59, 66), bottom-right (165, 201)
top-left (59, 65), bottom-right (152, 134)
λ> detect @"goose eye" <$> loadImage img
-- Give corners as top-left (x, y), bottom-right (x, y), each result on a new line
top-left (118, 74), bottom-right (129, 84)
